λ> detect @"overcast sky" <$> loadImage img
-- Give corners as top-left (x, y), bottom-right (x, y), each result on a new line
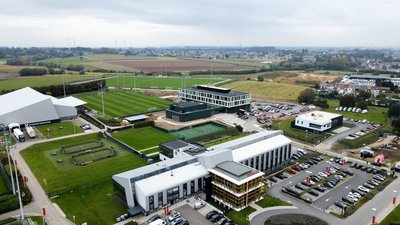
top-left (1, 0), bottom-right (399, 48)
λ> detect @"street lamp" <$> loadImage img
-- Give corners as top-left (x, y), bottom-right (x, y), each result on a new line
top-left (393, 190), bottom-right (398, 205)
top-left (371, 208), bottom-right (377, 224)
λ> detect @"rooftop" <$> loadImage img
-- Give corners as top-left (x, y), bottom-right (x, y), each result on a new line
top-left (297, 111), bottom-right (341, 123)
top-left (124, 114), bottom-right (149, 122)
top-left (135, 162), bottom-right (209, 196)
top-left (210, 161), bottom-right (264, 185)
top-left (160, 139), bottom-right (190, 150)
top-left (175, 101), bottom-right (205, 108)
top-left (184, 85), bottom-right (248, 97)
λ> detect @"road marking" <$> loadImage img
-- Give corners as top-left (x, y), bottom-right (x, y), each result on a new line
top-left (306, 171), bottom-right (312, 174)
top-left (345, 185), bottom-right (351, 189)
top-left (325, 197), bottom-right (331, 202)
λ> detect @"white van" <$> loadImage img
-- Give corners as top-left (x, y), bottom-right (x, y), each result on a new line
top-left (13, 128), bottom-right (25, 142)
top-left (149, 219), bottom-right (166, 225)
top-left (26, 126), bottom-right (36, 138)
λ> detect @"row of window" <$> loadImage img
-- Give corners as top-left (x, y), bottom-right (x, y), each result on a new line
top-left (180, 90), bottom-right (250, 101)
top-left (147, 178), bottom-right (203, 211)
top-left (181, 94), bottom-right (250, 107)
top-left (241, 144), bottom-right (291, 171)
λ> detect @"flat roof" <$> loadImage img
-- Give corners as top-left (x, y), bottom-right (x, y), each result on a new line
top-left (175, 101), bottom-right (204, 108)
top-left (51, 96), bottom-right (86, 107)
top-left (349, 75), bottom-right (391, 79)
top-left (184, 86), bottom-right (248, 97)
top-left (296, 111), bottom-right (341, 123)
top-left (210, 161), bottom-right (264, 185)
top-left (124, 115), bottom-right (149, 122)
top-left (232, 134), bottom-right (292, 162)
top-left (135, 162), bottom-right (209, 196)
top-left (160, 139), bottom-right (190, 150)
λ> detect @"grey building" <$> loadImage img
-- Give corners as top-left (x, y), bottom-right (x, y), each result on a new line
top-left (165, 101), bottom-right (216, 122)
top-left (179, 85), bottom-right (251, 113)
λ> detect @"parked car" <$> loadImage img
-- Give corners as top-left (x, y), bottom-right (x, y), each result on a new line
top-left (308, 190), bottom-right (319, 197)
top-left (268, 177), bottom-right (278, 183)
top-left (147, 215), bottom-right (162, 224)
top-left (194, 201), bottom-right (206, 209)
top-left (334, 201), bottom-right (347, 209)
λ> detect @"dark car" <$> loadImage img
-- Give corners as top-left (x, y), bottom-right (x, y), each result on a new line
top-left (324, 182), bottom-right (334, 188)
top-left (366, 168), bottom-right (373, 173)
top-left (315, 185), bottom-right (326, 192)
top-left (338, 172), bottom-right (347, 178)
top-left (311, 176), bottom-right (321, 182)
top-left (206, 211), bottom-right (218, 219)
top-left (295, 183), bottom-right (306, 190)
top-left (268, 177), bottom-right (278, 183)
top-left (350, 162), bottom-right (357, 168)
top-left (355, 189), bottom-right (365, 196)
top-left (343, 170), bottom-right (354, 176)
top-left (361, 166), bottom-right (368, 171)
top-left (355, 164), bottom-right (362, 169)
top-left (308, 190), bottom-right (319, 197)
top-left (342, 196), bottom-right (355, 205)
top-left (275, 173), bottom-right (285, 180)
top-left (334, 201), bottom-right (347, 209)
top-left (211, 214), bottom-right (223, 222)
top-left (147, 214), bottom-right (161, 224)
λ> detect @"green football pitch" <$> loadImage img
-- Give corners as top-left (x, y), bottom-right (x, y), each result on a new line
top-left (76, 91), bottom-right (172, 117)
top-left (106, 76), bottom-right (225, 89)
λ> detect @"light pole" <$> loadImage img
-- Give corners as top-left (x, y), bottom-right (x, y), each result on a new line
top-left (5, 134), bottom-right (15, 194)
top-left (371, 208), bottom-right (377, 224)
top-left (393, 190), bottom-right (398, 205)
top-left (13, 159), bottom-right (24, 221)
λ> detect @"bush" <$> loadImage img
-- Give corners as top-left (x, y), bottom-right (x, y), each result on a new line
top-left (125, 222), bottom-right (138, 225)
top-left (0, 195), bottom-right (19, 214)
top-left (134, 120), bottom-right (154, 128)
top-left (19, 68), bottom-right (47, 76)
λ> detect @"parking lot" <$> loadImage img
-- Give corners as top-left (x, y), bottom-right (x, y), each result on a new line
top-left (268, 153), bottom-right (385, 214)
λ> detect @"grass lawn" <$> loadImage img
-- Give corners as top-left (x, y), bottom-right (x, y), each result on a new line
top-left (272, 119), bottom-right (330, 145)
top-left (256, 194), bottom-right (290, 208)
top-left (325, 99), bottom-right (389, 125)
top-left (76, 91), bottom-right (172, 118)
top-left (380, 204), bottom-right (400, 225)
top-left (106, 76), bottom-right (224, 89)
top-left (52, 181), bottom-right (127, 225)
top-left (111, 127), bottom-right (176, 150)
top-left (225, 207), bottom-right (256, 225)
top-left (35, 121), bottom-right (83, 138)
top-left (0, 173), bottom-right (9, 194)
top-left (21, 133), bottom-right (147, 225)
top-left (0, 74), bottom-right (103, 92)
top-left (223, 81), bottom-right (306, 101)
top-left (21, 133), bottom-right (146, 194)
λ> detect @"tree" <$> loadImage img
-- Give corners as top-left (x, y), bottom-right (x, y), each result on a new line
top-left (340, 95), bottom-right (356, 107)
top-left (298, 88), bottom-right (316, 104)
top-left (315, 99), bottom-right (329, 109)
top-left (356, 101), bottom-right (368, 110)
top-left (388, 103), bottom-right (400, 117)
top-left (257, 75), bottom-right (264, 82)
top-left (357, 90), bottom-right (371, 101)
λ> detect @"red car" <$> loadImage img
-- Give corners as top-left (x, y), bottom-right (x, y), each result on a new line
top-left (292, 165), bottom-right (301, 172)
top-left (287, 168), bottom-right (297, 174)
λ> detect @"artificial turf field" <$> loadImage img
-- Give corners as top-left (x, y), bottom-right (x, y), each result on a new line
top-left (76, 91), bottom-right (172, 117)
top-left (21, 133), bottom-right (147, 225)
top-left (111, 126), bottom-right (176, 151)
top-left (106, 76), bottom-right (224, 89)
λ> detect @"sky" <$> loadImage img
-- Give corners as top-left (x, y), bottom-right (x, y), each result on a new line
top-left (1, 0), bottom-right (399, 48)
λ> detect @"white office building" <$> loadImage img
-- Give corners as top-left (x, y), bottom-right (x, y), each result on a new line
top-left (295, 111), bottom-right (343, 132)
top-left (112, 130), bottom-right (292, 215)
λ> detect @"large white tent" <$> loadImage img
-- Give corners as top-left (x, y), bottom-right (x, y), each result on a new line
top-left (0, 87), bottom-right (86, 126)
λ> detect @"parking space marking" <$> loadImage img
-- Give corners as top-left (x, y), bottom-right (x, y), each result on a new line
top-left (345, 185), bottom-right (351, 189)
top-left (325, 197), bottom-right (331, 202)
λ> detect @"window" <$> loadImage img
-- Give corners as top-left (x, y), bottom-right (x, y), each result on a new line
top-left (198, 178), bottom-right (203, 191)
top-left (183, 183), bottom-right (187, 197)
top-left (149, 196), bottom-right (154, 210)
top-left (191, 180), bottom-right (195, 194)
top-left (158, 192), bottom-right (163, 207)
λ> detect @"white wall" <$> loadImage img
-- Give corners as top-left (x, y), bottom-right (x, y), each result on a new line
top-left (53, 104), bottom-right (77, 120)
top-left (0, 99), bottom-right (59, 125)
top-left (295, 117), bottom-right (331, 132)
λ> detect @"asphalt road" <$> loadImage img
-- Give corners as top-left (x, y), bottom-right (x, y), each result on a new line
top-left (175, 204), bottom-right (214, 225)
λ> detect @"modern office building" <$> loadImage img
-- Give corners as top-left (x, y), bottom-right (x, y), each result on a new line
top-left (294, 111), bottom-right (343, 132)
top-left (179, 85), bottom-right (251, 113)
top-left (210, 161), bottom-right (264, 211)
top-left (0, 87), bottom-right (86, 126)
top-left (112, 130), bottom-right (291, 214)
top-left (165, 101), bottom-right (215, 122)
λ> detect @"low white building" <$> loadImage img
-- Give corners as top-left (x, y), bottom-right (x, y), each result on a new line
top-left (112, 130), bottom-right (292, 214)
top-left (295, 111), bottom-right (343, 132)
top-left (0, 87), bottom-right (86, 126)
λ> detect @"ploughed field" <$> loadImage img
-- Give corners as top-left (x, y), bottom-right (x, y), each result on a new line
top-left (103, 59), bottom-right (255, 72)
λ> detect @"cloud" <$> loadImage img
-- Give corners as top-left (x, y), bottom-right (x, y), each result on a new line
top-left (0, 0), bottom-right (399, 47)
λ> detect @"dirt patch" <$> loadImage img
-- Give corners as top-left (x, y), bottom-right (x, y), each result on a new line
top-left (104, 59), bottom-right (255, 72)
top-left (274, 73), bottom-right (340, 84)
top-left (0, 73), bottom-right (19, 80)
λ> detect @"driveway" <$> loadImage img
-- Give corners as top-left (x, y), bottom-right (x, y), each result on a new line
top-left (175, 204), bottom-right (214, 225)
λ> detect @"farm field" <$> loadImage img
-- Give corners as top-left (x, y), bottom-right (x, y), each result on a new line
top-left (76, 91), bottom-right (172, 117)
top-left (325, 99), bottom-right (388, 124)
top-left (83, 61), bottom-right (136, 72)
top-left (103, 59), bottom-right (255, 72)
top-left (111, 127), bottom-right (176, 151)
top-left (0, 74), bottom-right (103, 92)
top-left (35, 121), bottom-right (83, 138)
top-left (21, 133), bottom-right (146, 193)
top-left (223, 81), bottom-right (307, 101)
top-left (106, 76), bottom-right (224, 89)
